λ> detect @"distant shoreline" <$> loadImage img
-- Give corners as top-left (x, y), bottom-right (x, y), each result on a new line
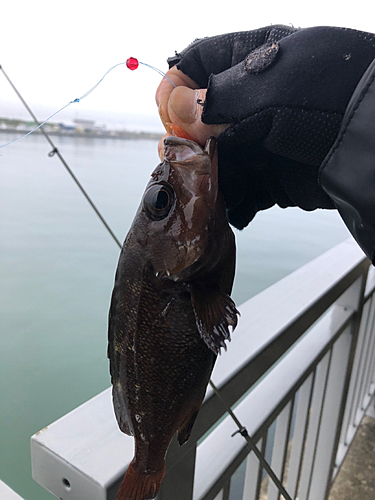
top-left (0, 127), bottom-right (162, 141)
top-left (0, 117), bottom-right (162, 141)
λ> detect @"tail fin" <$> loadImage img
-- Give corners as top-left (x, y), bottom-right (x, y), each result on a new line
top-left (117, 459), bottom-right (165, 500)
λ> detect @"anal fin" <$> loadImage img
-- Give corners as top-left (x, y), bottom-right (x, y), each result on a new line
top-left (191, 284), bottom-right (239, 354)
top-left (177, 407), bottom-right (200, 446)
top-left (113, 385), bottom-right (133, 436)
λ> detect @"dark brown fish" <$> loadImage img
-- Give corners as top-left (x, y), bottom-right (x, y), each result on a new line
top-left (108, 137), bottom-right (238, 500)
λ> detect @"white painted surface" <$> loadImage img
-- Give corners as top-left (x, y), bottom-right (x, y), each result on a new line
top-left (0, 480), bottom-right (24, 500)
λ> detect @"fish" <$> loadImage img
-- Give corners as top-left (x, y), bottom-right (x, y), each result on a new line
top-left (108, 136), bottom-right (239, 500)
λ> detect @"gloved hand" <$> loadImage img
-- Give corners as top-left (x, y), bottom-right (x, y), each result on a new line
top-left (157, 25), bottom-right (375, 229)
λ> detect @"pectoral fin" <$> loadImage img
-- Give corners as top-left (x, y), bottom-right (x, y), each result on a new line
top-left (191, 285), bottom-right (239, 354)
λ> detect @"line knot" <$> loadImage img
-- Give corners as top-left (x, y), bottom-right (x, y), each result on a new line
top-left (48, 147), bottom-right (59, 157)
top-left (231, 426), bottom-right (248, 438)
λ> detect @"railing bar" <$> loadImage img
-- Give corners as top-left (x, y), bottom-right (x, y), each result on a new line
top-left (255, 436), bottom-right (268, 500)
top-left (338, 277), bottom-right (369, 448)
top-left (222, 480), bottom-right (231, 500)
top-left (325, 304), bottom-right (367, 498)
top-left (306, 348), bottom-right (333, 500)
top-left (349, 294), bottom-right (375, 427)
top-left (362, 340), bottom-right (375, 404)
top-left (369, 353), bottom-right (375, 390)
top-left (242, 439), bottom-right (263, 500)
top-left (306, 328), bottom-right (354, 500)
top-left (364, 266), bottom-right (375, 299)
top-left (359, 295), bottom-right (375, 403)
top-left (267, 401), bottom-right (293, 500)
top-left (336, 289), bottom-right (375, 472)
top-left (342, 299), bottom-right (371, 442)
top-left (358, 294), bottom-right (375, 413)
top-left (280, 396), bottom-right (296, 496)
top-left (293, 370), bottom-right (317, 499)
top-left (297, 353), bottom-right (331, 499)
top-left (363, 299), bottom-right (375, 397)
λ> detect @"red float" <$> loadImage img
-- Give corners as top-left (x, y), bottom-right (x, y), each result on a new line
top-left (126, 57), bottom-right (139, 71)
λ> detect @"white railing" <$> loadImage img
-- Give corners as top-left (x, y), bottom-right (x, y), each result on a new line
top-left (31, 238), bottom-right (375, 500)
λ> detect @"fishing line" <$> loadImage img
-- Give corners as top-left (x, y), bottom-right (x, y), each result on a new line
top-left (0, 58), bottom-right (176, 150)
top-left (209, 380), bottom-right (293, 500)
top-left (0, 59), bottom-right (176, 245)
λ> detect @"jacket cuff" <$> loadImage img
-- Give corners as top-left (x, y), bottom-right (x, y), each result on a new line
top-left (319, 57), bottom-right (375, 263)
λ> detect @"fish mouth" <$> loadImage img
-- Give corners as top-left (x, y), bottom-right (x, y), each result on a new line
top-left (148, 262), bottom-right (176, 281)
top-left (151, 241), bottom-right (205, 282)
top-left (153, 267), bottom-right (186, 282)
top-left (152, 258), bottom-right (204, 283)
top-left (153, 268), bottom-right (176, 281)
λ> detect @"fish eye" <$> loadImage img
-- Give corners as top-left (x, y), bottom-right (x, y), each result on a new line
top-left (143, 183), bottom-right (175, 221)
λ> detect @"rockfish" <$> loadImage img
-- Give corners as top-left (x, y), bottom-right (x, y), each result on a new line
top-left (108, 137), bottom-right (238, 500)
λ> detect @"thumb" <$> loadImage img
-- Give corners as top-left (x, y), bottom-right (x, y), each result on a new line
top-left (168, 87), bottom-right (228, 146)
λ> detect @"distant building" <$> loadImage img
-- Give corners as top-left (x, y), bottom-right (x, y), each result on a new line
top-left (59, 123), bottom-right (75, 132)
top-left (74, 119), bottom-right (96, 133)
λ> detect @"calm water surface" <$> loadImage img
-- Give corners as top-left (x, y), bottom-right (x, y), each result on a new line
top-left (0, 132), bottom-right (351, 499)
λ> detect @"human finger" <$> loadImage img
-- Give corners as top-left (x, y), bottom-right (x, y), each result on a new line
top-left (168, 87), bottom-right (228, 145)
top-left (156, 66), bottom-right (198, 131)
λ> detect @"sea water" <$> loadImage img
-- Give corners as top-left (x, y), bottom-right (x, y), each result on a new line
top-left (0, 132), bottom-right (351, 499)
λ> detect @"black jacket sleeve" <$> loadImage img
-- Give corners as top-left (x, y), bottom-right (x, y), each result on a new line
top-left (320, 57), bottom-right (375, 264)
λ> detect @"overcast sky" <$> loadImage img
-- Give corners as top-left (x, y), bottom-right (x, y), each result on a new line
top-left (1, 0), bottom-right (374, 131)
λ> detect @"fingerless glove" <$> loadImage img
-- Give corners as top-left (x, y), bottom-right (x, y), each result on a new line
top-left (169, 26), bottom-right (375, 228)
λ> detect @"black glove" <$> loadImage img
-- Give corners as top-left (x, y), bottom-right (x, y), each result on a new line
top-left (168, 26), bottom-right (375, 228)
